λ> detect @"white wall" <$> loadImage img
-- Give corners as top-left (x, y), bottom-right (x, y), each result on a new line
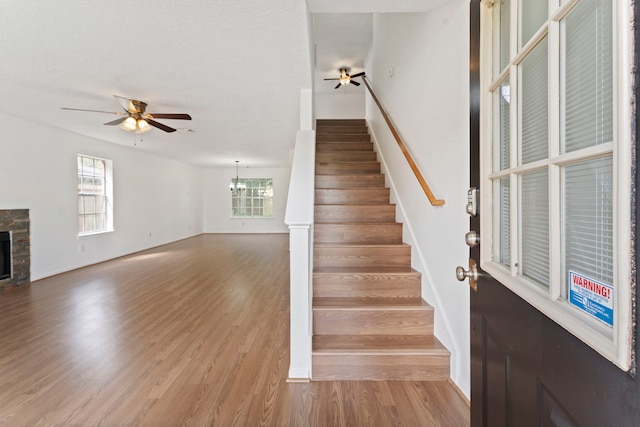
top-left (202, 167), bottom-right (290, 233)
top-left (0, 112), bottom-right (204, 281)
top-left (366, 1), bottom-right (471, 396)
top-left (315, 93), bottom-right (365, 119)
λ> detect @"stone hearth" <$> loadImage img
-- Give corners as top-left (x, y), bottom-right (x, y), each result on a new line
top-left (0, 209), bottom-right (30, 289)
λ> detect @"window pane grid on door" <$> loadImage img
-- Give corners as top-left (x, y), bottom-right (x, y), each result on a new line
top-left (520, 37), bottom-right (549, 164)
top-left (493, 178), bottom-right (511, 267)
top-left (520, 0), bottom-right (548, 47)
top-left (494, 0), bottom-right (511, 77)
top-left (520, 169), bottom-right (549, 288)
top-left (493, 82), bottom-right (511, 171)
top-left (561, 0), bottom-right (613, 154)
top-left (563, 156), bottom-right (613, 294)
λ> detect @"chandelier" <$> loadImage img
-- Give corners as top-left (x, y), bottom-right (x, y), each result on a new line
top-left (229, 160), bottom-right (246, 192)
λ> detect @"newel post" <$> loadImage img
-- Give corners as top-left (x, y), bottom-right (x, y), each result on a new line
top-left (284, 129), bottom-right (315, 380)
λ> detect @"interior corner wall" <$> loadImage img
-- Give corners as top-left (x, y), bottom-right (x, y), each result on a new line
top-left (366, 1), bottom-right (471, 397)
top-left (315, 93), bottom-right (365, 119)
top-left (0, 112), bottom-right (204, 281)
top-left (202, 167), bottom-right (290, 233)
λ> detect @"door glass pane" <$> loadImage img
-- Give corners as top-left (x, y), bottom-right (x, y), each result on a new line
top-left (520, 0), bottom-right (547, 47)
top-left (493, 178), bottom-right (511, 267)
top-left (561, 0), bottom-right (613, 153)
top-left (493, 82), bottom-right (511, 171)
top-left (521, 169), bottom-right (549, 287)
top-left (520, 37), bottom-right (548, 164)
top-left (493, 0), bottom-right (511, 77)
top-left (563, 156), bottom-right (613, 290)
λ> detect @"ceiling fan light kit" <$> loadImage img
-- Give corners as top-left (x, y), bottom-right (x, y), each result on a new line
top-left (120, 117), bottom-right (151, 134)
top-left (324, 67), bottom-right (365, 89)
top-left (62, 95), bottom-right (192, 136)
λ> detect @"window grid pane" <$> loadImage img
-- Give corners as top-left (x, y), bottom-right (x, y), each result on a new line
top-left (493, 178), bottom-right (511, 267)
top-left (520, 0), bottom-right (547, 47)
top-left (78, 155), bottom-right (109, 234)
top-left (494, 82), bottom-right (511, 171)
top-left (231, 178), bottom-right (274, 218)
top-left (521, 169), bottom-right (549, 287)
top-left (561, 0), bottom-right (613, 153)
top-left (520, 37), bottom-right (549, 164)
top-left (493, 0), bottom-right (511, 77)
top-left (563, 156), bottom-right (613, 291)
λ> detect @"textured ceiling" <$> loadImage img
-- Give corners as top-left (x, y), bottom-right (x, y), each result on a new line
top-left (0, 0), bottom-right (453, 168)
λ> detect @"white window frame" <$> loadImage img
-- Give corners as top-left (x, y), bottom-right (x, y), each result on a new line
top-left (230, 178), bottom-right (274, 218)
top-left (479, 0), bottom-right (633, 369)
top-left (77, 154), bottom-right (114, 236)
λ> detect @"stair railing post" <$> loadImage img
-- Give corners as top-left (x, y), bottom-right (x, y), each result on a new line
top-left (284, 129), bottom-right (316, 380)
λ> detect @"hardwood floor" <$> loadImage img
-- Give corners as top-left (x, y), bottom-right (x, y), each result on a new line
top-left (0, 234), bottom-right (469, 426)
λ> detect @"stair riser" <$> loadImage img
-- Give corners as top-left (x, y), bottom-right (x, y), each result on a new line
top-left (314, 246), bottom-right (411, 268)
top-left (317, 119), bottom-right (366, 127)
top-left (315, 189), bottom-right (389, 205)
top-left (313, 308), bottom-right (433, 335)
top-left (317, 134), bottom-right (371, 142)
top-left (312, 354), bottom-right (449, 381)
top-left (316, 126), bottom-right (368, 135)
top-left (316, 163), bottom-right (380, 175)
top-left (314, 205), bottom-right (396, 223)
top-left (313, 274), bottom-right (421, 298)
top-left (315, 175), bottom-right (385, 189)
top-left (316, 152), bottom-right (377, 163)
top-left (316, 143), bottom-right (373, 152)
top-left (314, 224), bottom-right (402, 244)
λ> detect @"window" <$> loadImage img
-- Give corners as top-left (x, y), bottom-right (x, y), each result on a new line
top-left (480, 0), bottom-right (632, 368)
top-left (231, 178), bottom-right (273, 218)
top-left (78, 155), bottom-right (113, 235)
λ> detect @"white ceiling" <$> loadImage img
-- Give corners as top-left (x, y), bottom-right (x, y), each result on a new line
top-left (0, 0), bottom-right (453, 168)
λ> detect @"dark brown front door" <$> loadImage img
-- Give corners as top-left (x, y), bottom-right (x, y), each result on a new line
top-left (469, 1), bottom-right (640, 425)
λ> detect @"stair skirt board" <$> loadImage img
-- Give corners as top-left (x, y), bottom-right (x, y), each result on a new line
top-left (311, 119), bottom-right (449, 381)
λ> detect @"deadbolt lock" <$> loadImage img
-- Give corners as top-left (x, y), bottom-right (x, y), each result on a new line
top-left (465, 231), bottom-right (480, 247)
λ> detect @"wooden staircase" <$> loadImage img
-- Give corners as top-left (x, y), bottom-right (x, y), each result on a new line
top-left (312, 119), bottom-right (450, 381)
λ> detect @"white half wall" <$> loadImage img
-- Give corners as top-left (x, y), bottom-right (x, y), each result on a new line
top-left (202, 167), bottom-right (290, 233)
top-left (315, 93), bottom-right (365, 119)
top-left (0, 112), bottom-right (204, 281)
top-left (366, 1), bottom-right (471, 397)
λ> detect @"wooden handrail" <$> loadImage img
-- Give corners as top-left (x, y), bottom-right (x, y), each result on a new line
top-left (361, 75), bottom-right (445, 207)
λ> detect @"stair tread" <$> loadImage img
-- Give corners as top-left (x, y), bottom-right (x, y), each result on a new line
top-left (313, 266), bottom-right (419, 274)
top-left (313, 335), bottom-right (448, 353)
top-left (314, 222), bottom-right (399, 226)
top-left (313, 297), bottom-right (430, 309)
top-left (314, 242), bottom-right (410, 248)
top-left (320, 206), bottom-right (395, 209)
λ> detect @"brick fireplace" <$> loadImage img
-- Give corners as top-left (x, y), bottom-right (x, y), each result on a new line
top-left (0, 209), bottom-right (30, 289)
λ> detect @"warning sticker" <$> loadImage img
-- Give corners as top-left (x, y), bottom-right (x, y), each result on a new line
top-left (568, 271), bottom-right (613, 327)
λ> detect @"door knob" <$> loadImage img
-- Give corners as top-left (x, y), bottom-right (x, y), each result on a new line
top-left (465, 231), bottom-right (480, 247)
top-left (456, 258), bottom-right (479, 291)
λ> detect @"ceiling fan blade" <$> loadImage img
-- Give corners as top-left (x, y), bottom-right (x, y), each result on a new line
top-left (350, 72), bottom-right (365, 78)
top-left (350, 80), bottom-right (361, 86)
top-left (146, 118), bottom-right (176, 133)
top-left (104, 117), bottom-right (126, 126)
top-left (334, 83), bottom-right (341, 89)
top-left (324, 78), bottom-right (339, 81)
top-left (147, 113), bottom-right (192, 120)
top-left (61, 107), bottom-right (123, 115)
top-left (113, 95), bottom-right (135, 112)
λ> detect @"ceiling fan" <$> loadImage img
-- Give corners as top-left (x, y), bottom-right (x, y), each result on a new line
top-left (324, 68), bottom-right (365, 89)
top-left (62, 95), bottom-right (192, 133)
